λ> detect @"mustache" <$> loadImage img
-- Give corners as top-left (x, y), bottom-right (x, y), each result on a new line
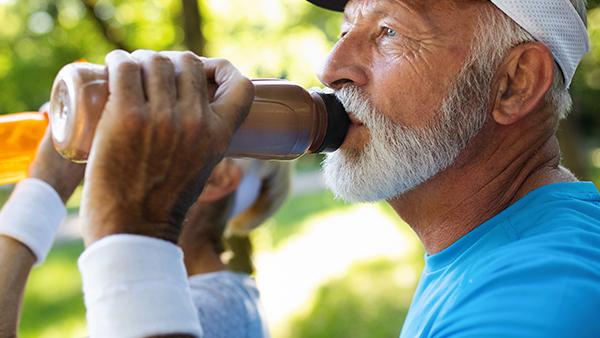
top-left (334, 86), bottom-right (375, 125)
top-left (334, 86), bottom-right (398, 130)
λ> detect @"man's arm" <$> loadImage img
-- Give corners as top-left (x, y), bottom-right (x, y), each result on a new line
top-left (0, 128), bottom-right (84, 337)
top-left (78, 49), bottom-right (253, 338)
top-left (0, 236), bottom-right (35, 337)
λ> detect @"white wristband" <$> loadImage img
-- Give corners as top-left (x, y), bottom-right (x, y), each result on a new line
top-left (78, 234), bottom-right (203, 338)
top-left (0, 178), bottom-right (66, 265)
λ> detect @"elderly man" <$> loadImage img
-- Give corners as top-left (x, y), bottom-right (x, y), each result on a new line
top-left (308, 0), bottom-right (600, 337)
top-left (46, 0), bottom-right (598, 337)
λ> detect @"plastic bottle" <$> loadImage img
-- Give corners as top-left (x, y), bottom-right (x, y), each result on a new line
top-left (49, 62), bottom-right (349, 163)
top-left (0, 112), bottom-right (48, 185)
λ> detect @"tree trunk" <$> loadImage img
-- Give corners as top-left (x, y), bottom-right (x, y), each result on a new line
top-left (181, 0), bottom-right (206, 55)
top-left (81, 0), bottom-right (129, 51)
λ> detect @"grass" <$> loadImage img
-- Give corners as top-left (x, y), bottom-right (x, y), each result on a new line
top-left (287, 258), bottom-right (421, 338)
top-left (259, 189), bottom-right (355, 249)
top-left (19, 240), bottom-right (87, 338)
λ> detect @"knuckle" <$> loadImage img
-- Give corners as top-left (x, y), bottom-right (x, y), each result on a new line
top-left (213, 58), bottom-right (231, 68)
top-left (181, 52), bottom-right (204, 70)
top-left (149, 53), bottom-right (172, 69)
top-left (181, 51), bottom-right (201, 62)
top-left (115, 60), bottom-right (140, 75)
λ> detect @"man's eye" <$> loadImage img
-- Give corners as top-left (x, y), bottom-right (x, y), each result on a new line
top-left (340, 31), bottom-right (348, 39)
top-left (383, 27), bottom-right (397, 37)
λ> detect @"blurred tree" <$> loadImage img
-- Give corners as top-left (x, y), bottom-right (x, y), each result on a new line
top-left (181, 0), bottom-right (206, 55)
top-left (0, 0), bottom-right (340, 114)
top-left (0, 1), bottom-right (597, 338)
top-left (559, 1), bottom-right (600, 179)
top-left (0, 0), bottom-right (598, 180)
top-left (81, 0), bottom-right (129, 50)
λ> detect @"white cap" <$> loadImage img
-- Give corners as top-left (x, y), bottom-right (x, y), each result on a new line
top-left (490, 0), bottom-right (590, 87)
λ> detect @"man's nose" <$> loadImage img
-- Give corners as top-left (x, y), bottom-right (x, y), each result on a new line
top-left (318, 36), bottom-right (368, 90)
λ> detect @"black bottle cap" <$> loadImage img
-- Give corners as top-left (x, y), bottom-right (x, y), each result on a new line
top-left (316, 92), bottom-right (350, 153)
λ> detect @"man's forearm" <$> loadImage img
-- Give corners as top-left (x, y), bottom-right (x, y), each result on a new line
top-left (0, 178), bottom-right (68, 336)
top-left (0, 236), bottom-right (36, 337)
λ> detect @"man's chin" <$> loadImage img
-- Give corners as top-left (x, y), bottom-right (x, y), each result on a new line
top-left (322, 151), bottom-right (390, 203)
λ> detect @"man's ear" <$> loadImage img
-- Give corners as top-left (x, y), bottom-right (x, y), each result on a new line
top-left (197, 159), bottom-right (243, 203)
top-left (491, 42), bottom-right (555, 125)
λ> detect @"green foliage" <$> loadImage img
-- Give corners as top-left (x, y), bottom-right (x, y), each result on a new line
top-left (20, 240), bottom-right (86, 338)
top-left (287, 258), bottom-right (422, 338)
top-left (0, 0), bottom-right (341, 114)
top-left (572, 6), bottom-right (600, 137)
top-left (258, 189), bottom-right (354, 249)
top-left (0, 186), bottom-right (12, 205)
top-left (2, 1), bottom-right (600, 337)
top-left (0, 0), bottom-right (114, 114)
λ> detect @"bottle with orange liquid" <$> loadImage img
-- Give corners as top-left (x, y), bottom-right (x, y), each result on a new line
top-left (0, 112), bottom-right (48, 185)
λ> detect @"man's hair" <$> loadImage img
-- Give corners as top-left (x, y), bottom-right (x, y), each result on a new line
top-left (477, 0), bottom-right (587, 120)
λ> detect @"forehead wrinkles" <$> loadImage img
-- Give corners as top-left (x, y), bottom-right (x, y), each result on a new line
top-left (344, 0), bottom-right (434, 21)
top-left (344, 0), bottom-right (440, 33)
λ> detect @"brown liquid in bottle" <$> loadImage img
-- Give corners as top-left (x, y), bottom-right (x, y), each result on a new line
top-left (49, 63), bottom-right (349, 162)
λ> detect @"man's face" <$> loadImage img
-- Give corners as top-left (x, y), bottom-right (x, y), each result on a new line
top-left (319, 0), bottom-right (495, 202)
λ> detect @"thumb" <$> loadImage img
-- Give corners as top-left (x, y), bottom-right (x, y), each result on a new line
top-left (202, 58), bottom-right (255, 130)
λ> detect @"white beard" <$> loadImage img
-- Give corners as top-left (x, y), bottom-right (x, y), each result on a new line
top-left (323, 56), bottom-right (494, 202)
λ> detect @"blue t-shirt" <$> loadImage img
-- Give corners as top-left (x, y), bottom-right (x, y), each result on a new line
top-left (400, 182), bottom-right (600, 338)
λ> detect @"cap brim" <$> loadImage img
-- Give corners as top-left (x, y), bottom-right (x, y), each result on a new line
top-left (306, 0), bottom-right (347, 11)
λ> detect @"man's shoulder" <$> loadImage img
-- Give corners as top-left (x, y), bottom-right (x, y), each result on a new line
top-left (470, 205), bottom-right (600, 290)
top-left (510, 181), bottom-right (600, 221)
top-left (428, 183), bottom-right (600, 337)
top-left (440, 234), bottom-right (600, 337)
top-left (502, 182), bottom-right (600, 247)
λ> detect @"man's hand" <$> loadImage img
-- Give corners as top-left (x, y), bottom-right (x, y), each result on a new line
top-left (28, 128), bottom-right (86, 203)
top-left (80, 50), bottom-right (253, 245)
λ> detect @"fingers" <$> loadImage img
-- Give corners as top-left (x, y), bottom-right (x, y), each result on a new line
top-left (104, 50), bottom-right (145, 111)
top-left (202, 58), bottom-right (255, 130)
top-left (131, 50), bottom-right (177, 118)
top-left (129, 50), bottom-right (178, 176)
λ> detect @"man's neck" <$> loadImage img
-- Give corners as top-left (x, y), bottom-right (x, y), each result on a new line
top-left (388, 121), bottom-right (576, 254)
top-left (184, 243), bottom-right (226, 277)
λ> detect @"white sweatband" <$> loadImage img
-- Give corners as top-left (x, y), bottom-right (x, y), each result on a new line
top-left (0, 178), bottom-right (66, 265)
top-left (78, 234), bottom-right (203, 338)
top-left (490, 0), bottom-right (590, 87)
